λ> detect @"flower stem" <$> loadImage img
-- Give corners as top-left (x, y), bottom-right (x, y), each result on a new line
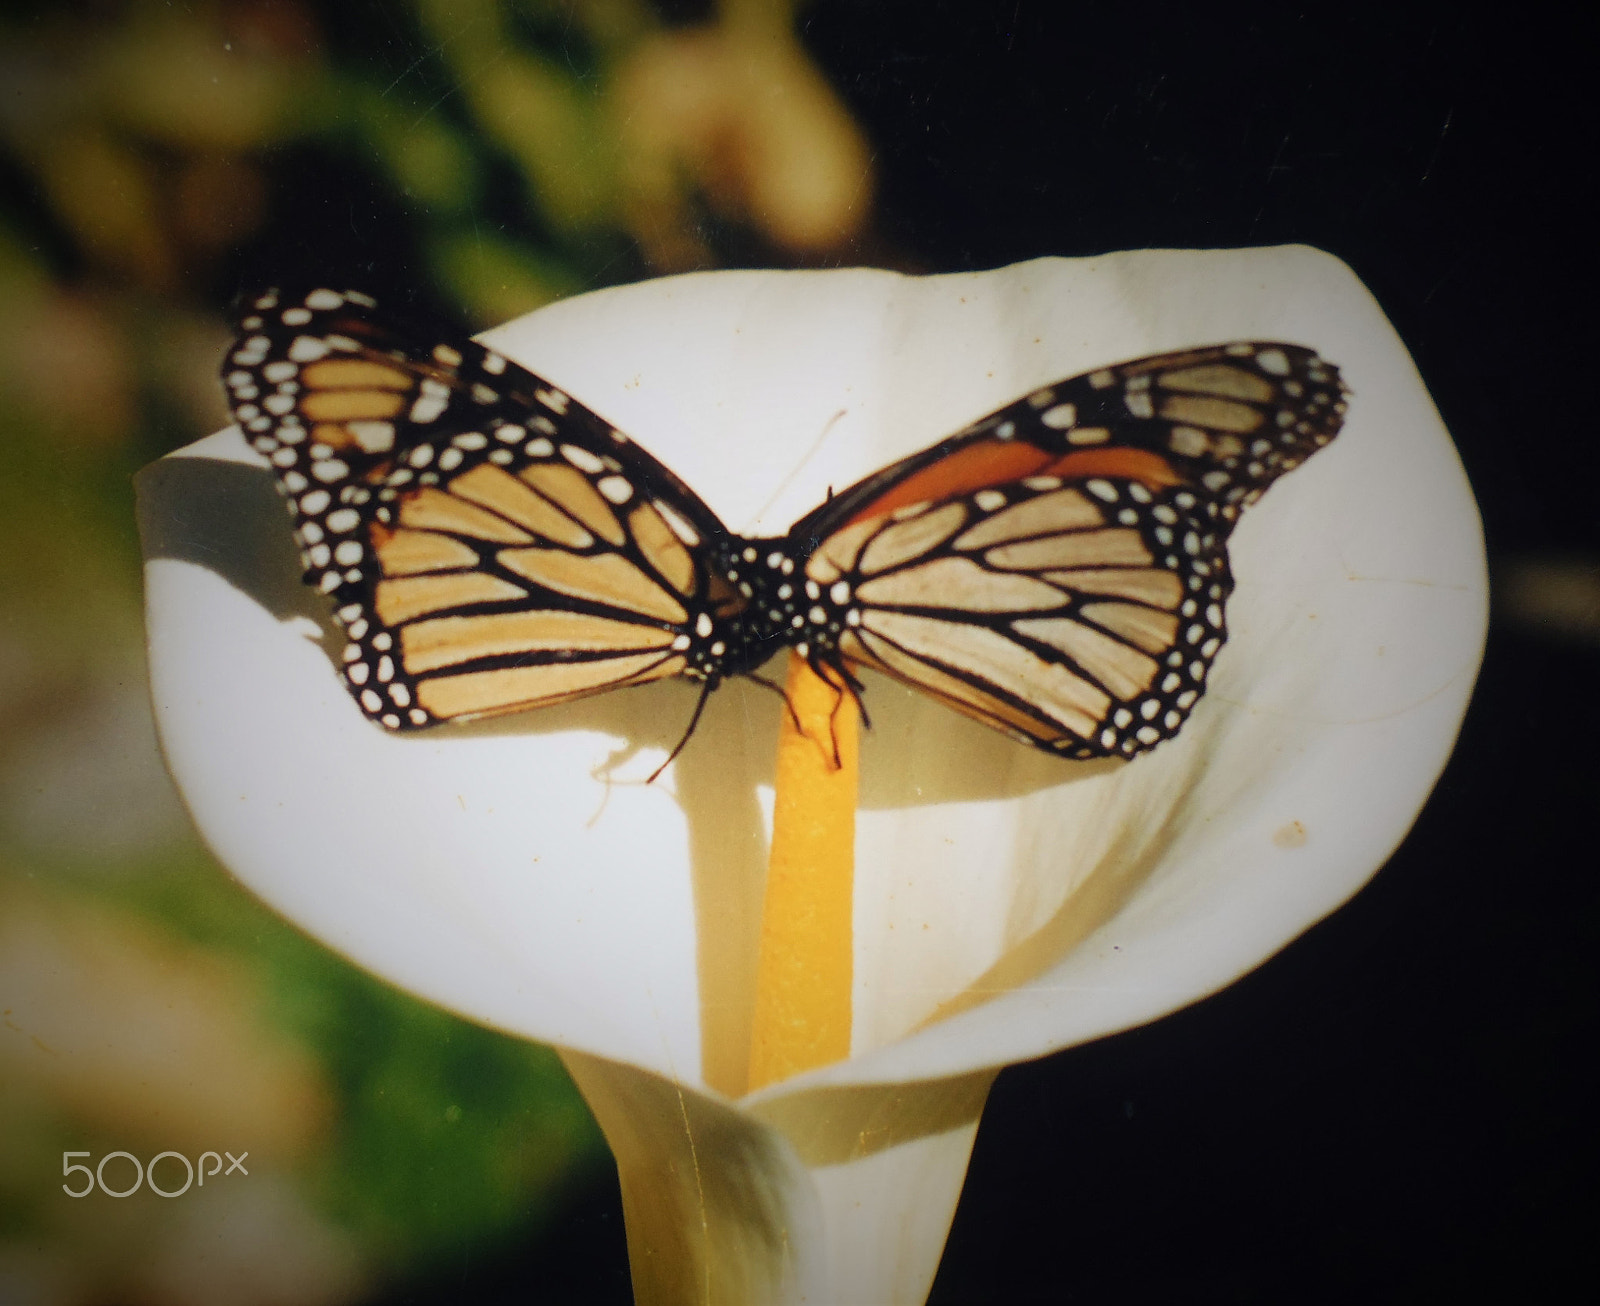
top-left (746, 652), bottom-right (857, 1092)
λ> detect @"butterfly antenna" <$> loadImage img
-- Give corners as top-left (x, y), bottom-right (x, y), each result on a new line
top-left (744, 670), bottom-right (803, 734)
top-left (746, 408), bottom-right (848, 529)
top-left (648, 679), bottom-right (715, 784)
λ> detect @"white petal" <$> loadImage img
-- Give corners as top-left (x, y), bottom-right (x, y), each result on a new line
top-left (142, 247), bottom-right (1482, 1086)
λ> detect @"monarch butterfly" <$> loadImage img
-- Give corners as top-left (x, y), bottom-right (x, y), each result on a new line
top-left (223, 287), bottom-right (1346, 761)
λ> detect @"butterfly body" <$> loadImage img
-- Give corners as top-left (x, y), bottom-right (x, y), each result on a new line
top-left (223, 288), bottom-right (1345, 760)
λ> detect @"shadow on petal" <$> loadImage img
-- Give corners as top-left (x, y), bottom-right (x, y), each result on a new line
top-left (136, 454), bottom-right (316, 628)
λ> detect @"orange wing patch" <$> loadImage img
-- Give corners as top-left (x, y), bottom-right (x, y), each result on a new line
top-left (1036, 448), bottom-right (1185, 488)
top-left (845, 439), bottom-right (1055, 525)
top-left (301, 359), bottom-right (413, 390)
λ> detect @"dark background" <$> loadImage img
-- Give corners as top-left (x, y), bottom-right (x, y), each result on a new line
top-left (387, 4), bottom-right (1598, 1302)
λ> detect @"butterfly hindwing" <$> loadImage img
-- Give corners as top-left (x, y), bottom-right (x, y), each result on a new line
top-left (801, 475), bottom-right (1232, 758)
top-left (224, 287), bottom-right (740, 730)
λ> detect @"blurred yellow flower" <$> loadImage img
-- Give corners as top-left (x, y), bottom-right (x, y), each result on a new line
top-left (615, 24), bottom-right (873, 266)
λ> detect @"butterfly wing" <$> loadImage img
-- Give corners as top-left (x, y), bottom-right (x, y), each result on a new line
top-left (794, 343), bottom-right (1347, 758)
top-left (223, 287), bottom-right (739, 730)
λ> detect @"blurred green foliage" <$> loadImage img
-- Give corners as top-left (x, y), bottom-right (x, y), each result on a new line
top-left (114, 845), bottom-right (605, 1256)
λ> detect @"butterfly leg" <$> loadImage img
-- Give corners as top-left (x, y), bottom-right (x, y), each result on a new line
top-left (648, 678), bottom-right (717, 784)
top-left (743, 669), bottom-right (806, 736)
top-left (824, 658), bottom-right (871, 730)
top-left (811, 657), bottom-right (870, 770)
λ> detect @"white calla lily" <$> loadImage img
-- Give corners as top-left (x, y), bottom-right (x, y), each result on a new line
top-left (139, 248), bottom-right (1484, 1304)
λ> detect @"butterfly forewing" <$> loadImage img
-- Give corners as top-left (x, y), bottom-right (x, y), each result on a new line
top-left (224, 288), bottom-right (739, 730)
top-left (793, 342), bottom-right (1345, 541)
